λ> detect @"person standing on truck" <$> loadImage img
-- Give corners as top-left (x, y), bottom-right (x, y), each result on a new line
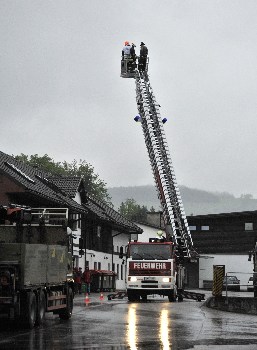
top-left (156, 230), bottom-right (166, 241)
top-left (122, 41), bottom-right (133, 72)
top-left (122, 41), bottom-right (132, 58)
top-left (83, 267), bottom-right (92, 295)
top-left (130, 43), bottom-right (137, 71)
top-left (138, 42), bottom-right (148, 72)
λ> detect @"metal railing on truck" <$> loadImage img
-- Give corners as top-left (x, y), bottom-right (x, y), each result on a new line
top-left (30, 208), bottom-right (68, 226)
top-left (0, 205), bottom-right (68, 227)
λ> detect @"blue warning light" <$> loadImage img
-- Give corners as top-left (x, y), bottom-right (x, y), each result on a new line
top-left (134, 115), bottom-right (142, 122)
top-left (162, 118), bottom-right (167, 124)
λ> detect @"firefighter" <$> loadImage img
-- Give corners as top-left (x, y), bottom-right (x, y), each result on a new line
top-left (156, 230), bottom-right (166, 241)
top-left (122, 41), bottom-right (134, 73)
top-left (138, 42), bottom-right (148, 72)
top-left (73, 267), bottom-right (82, 294)
top-left (130, 43), bottom-right (137, 71)
top-left (83, 267), bottom-right (92, 295)
top-left (122, 41), bottom-right (132, 58)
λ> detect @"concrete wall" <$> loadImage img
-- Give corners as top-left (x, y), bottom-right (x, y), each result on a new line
top-left (205, 296), bottom-right (257, 315)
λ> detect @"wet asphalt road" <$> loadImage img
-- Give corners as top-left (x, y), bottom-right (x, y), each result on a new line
top-left (1, 292), bottom-right (257, 350)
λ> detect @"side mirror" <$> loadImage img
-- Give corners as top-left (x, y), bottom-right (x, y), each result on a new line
top-left (119, 246), bottom-right (124, 259)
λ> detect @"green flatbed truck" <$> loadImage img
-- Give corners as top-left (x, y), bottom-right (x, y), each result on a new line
top-left (0, 206), bottom-right (74, 328)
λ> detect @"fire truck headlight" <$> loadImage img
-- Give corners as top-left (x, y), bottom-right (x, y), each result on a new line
top-left (162, 277), bottom-right (171, 283)
top-left (128, 276), bottom-right (137, 282)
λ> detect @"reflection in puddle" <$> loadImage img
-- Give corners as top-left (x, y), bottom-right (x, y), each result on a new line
top-left (127, 305), bottom-right (171, 349)
top-left (127, 305), bottom-right (138, 350)
top-left (160, 309), bottom-right (170, 350)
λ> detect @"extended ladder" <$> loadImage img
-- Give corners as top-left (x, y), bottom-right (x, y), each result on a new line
top-left (134, 71), bottom-right (193, 261)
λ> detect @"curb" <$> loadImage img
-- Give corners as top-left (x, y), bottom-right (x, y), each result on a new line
top-left (204, 296), bottom-right (257, 315)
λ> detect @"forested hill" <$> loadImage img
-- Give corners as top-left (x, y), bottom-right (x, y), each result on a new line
top-left (108, 185), bottom-right (257, 215)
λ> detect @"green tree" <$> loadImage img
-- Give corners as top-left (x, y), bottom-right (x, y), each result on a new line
top-left (240, 194), bottom-right (253, 200)
top-left (149, 206), bottom-right (156, 212)
top-left (118, 198), bottom-right (148, 222)
top-left (14, 153), bottom-right (112, 204)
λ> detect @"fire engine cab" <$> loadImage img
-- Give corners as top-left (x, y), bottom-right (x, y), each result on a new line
top-left (123, 239), bottom-right (184, 302)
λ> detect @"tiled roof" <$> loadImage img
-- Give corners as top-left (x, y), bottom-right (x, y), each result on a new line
top-left (0, 151), bottom-right (85, 213)
top-left (0, 151), bottom-right (143, 234)
top-left (48, 176), bottom-right (83, 198)
top-left (85, 196), bottom-right (143, 234)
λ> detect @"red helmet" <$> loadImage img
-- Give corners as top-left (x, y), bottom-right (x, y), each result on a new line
top-left (124, 41), bottom-right (129, 46)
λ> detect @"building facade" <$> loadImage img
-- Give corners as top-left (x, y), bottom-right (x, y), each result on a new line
top-left (0, 151), bottom-right (143, 291)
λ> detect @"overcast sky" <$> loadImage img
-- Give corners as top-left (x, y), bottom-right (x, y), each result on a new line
top-left (0, 0), bottom-right (257, 197)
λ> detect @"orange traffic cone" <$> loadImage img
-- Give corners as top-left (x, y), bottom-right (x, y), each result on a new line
top-left (85, 293), bottom-right (90, 304)
top-left (100, 292), bottom-right (104, 301)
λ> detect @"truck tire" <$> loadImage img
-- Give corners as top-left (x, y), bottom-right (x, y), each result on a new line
top-left (59, 287), bottom-right (73, 320)
top-left (168, 288), bottom-right (177, 302)
top-left (36, 291), bottom-right (46, 326)
top-left (141, 295), bottom-right (147, 302)
top-left (127, 291), bottom-right (140, 302)
top-left (21, 292), bottom-right (37, 329)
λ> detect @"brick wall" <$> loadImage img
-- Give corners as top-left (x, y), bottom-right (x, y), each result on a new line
top-left (0, 174), bottom-right (24, 205)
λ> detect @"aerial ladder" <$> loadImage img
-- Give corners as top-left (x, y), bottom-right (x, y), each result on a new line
top-left (120, 48), bottom-right (204, 301)
top-left (121, 52), bottom-right (193, 263)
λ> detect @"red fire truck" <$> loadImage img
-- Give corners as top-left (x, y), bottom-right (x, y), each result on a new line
top-left (124, 239), bottom-right (184, 302)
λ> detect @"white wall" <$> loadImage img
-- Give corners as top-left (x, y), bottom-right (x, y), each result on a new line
top-left (199, 254), bottom-right (254, 289)
top-left (85, 231), bottom-right (129, 290)
top-left (71, 190), bottom-right (84, 268)
top-left (135, 223), bottom-right (158, 242)
top-left (113, 232), bottom-right (129, 290)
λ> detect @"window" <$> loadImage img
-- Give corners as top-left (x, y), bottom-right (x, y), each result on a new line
top-left (201, 226), bottom-right (209, 231)
top-left (117, 264), bottom-right (119, 280)
top-left (245, 223), bottom-right (253, 231)
top-left (121, 265), bottom-right (123, 280)
top-left (69, 214), bottom-right (78, 230)
top-left (98, 262), bottom-right (101, 270)
top-left (117, 246), bottom-right (119, 252)
top-left (108, 263), bottom-right (110, 271)
top-left (78, 214), bottom-right (81, 229)
top-left (131, 233), bottom-right (138, 241)
top-left (94, 262), bottom-right (97, 270)
top-left (189, 226), bottom-right (196, 231)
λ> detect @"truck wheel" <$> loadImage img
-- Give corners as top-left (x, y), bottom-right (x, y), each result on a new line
top-left (36, 291), bottom-right (46, 326)
top-left (168, 289), bottom-right (176, 302)
top-left (59, 287), bottom-right (73, 320)
top-left (127, 290), bottom-right (133, 302)
top-left (177, 295), bottom-right (183, 302)
top-left (127, 291), bottom-right (137, 302)
top-left (22, 292), bottom-right (37, 329)
top-left (141, 295), bottom-right (147, 302)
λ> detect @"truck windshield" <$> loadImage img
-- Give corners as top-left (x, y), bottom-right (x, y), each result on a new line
top-left (129, 244), bottom-right (172, 260)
